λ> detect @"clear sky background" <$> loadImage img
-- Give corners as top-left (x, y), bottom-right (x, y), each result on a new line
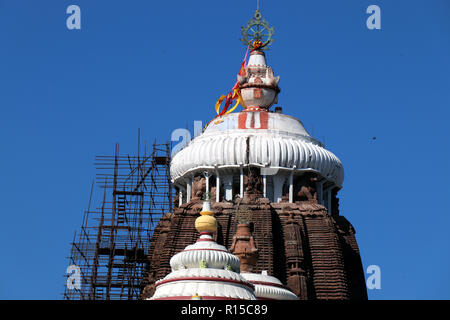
top-left (0, 0), bottom-right (449, 300)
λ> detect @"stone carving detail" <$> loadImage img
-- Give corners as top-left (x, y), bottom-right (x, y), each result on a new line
top-left (295, 174), bottom-right (318, 203)
top-left (230, 223), bottom-right (259, 273)
top-left (192, 176), bottom-right (206, 199)
top-left (141, 172), bottom-right (367, 300)
top-left (284, 212), bottom-right (308, 299)
top-left (244, 167), bottom-right (262, 196)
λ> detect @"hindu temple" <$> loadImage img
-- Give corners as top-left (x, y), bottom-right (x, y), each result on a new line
top-left (141, 9), bottom-right (367, 300)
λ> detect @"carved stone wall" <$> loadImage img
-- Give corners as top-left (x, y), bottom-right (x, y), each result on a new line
top-left (140, 173), bottom-right (367, 300)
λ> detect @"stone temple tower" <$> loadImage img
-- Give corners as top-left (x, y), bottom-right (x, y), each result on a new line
top-left (141, 10), bottom-right (367, 300)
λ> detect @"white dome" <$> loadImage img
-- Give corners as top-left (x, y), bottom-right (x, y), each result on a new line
top-left (170, 239), bottom-right (241, 272)
top-left (241, 272), bottom-right (299, 300)
top-left (171, 111), bottom-right (344, 187)
top-left (151, 268), bottom-right (256, 300)
top-left (150, 233), bottom-right (256, 300)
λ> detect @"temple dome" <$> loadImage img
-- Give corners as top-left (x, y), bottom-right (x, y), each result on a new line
top-left (151, 268), bottom-right (256, 300)
top-left (171, 110), bottom-right (344, 187)
top-left (170, 239), bottom-right (241, 272)
top-left (149, 201), bottom-right (256, 300)
top-left (241, 271), bottom-right (299, 300)
top-left (149, 232), bottom-right (257, 300)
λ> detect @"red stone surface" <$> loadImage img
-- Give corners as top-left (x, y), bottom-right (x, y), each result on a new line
top-left (140, 175), bottom-right (367, 300)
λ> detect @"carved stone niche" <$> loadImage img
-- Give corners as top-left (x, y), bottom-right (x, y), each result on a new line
top-left (210, 185), bottom-right (217, 201)
top-left (191, 173), bottom-right (219, 201)
top-left (192, 175), bottom-right (206, 199)
top-left (230, 223), bottom-right (259, 273)
top-left (243, 167), bottom-right (262, 197)
top-left (294, 173), bottom-right (319, 203)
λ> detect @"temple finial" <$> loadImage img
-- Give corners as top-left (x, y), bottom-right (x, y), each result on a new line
top-left (194, 191), bottom-right (217, 234)
top-left (240, 6), bottom-right (274, 50)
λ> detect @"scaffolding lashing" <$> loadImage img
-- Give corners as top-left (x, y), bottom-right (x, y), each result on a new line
top-left (63, 141), bottom-right (173, 300)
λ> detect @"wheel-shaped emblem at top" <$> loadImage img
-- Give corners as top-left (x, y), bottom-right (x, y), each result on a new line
top-left (240, 9), bottom-right (275, 50)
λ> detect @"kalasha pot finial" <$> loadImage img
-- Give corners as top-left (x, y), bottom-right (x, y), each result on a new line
top-left (237, 9), bottom-right (279, 110)
top-left (213, 8), bottom-right (279, 117)
top-left (237, 48), bottom-right (280, 110)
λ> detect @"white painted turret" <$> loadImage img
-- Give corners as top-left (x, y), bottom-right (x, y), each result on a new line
top-left (172, 50), bottom-right (343, 211)
top-left (149, 200), bottom-right (257, 300)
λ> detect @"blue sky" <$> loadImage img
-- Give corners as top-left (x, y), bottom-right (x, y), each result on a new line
top-left (0, 0), bottom-right (449, 299)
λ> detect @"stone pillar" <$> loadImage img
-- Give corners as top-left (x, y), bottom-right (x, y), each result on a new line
top-left (186, 177), bottom-right (192, 203)
top-left (267, 176), bottom-right (274, 202)
top-left (223, 175), bottom-right (233, 201)
top-left (178, 186), bottom-right (184, 206)
top-left (328, 189), bottom-right (332, 214)
top-left (289, 172), bottom-right (294, 203)
top-left (273, 174), bottom-right (286, 203)
top-left (316, 179), bottom-right (325, 205)
top-left (263, 174), bottom-right (267, 198)
top-left (203, 171), bottom-right (210, 196)
top-left (215, 174), bottom-right (220, 202)
top-left (239, 166), bottom-right (244, 198)
top-left (323, 186), bottom-right (334, 214)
